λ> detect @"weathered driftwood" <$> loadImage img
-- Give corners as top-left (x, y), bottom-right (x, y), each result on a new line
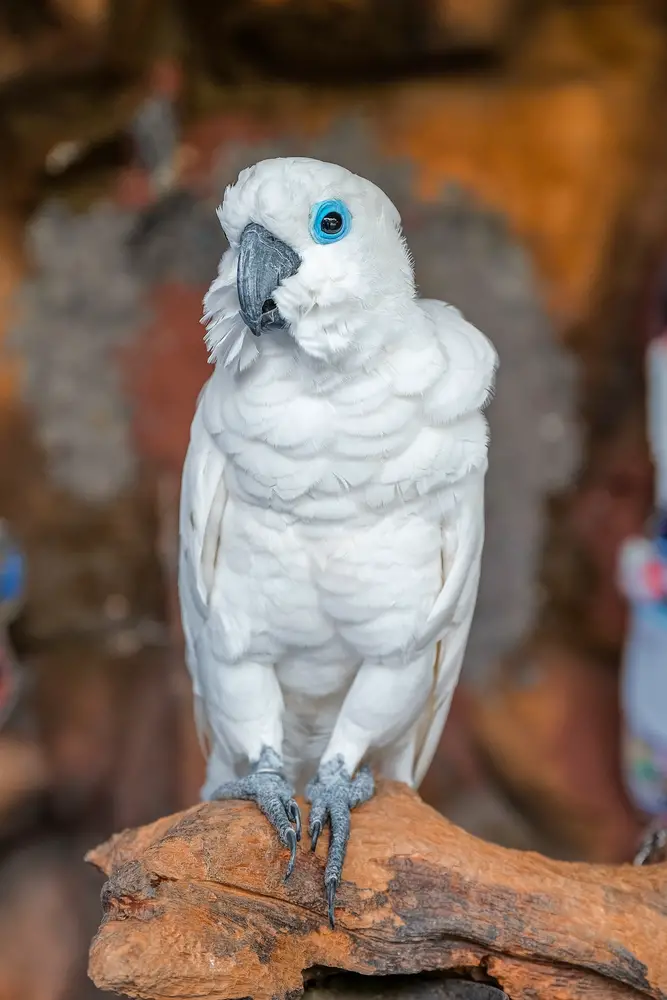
top-left (86, 781), bottom-right (666, 1000)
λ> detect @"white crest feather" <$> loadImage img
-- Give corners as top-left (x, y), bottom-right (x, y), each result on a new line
top-left (202, 263), bottom-right (258, 372)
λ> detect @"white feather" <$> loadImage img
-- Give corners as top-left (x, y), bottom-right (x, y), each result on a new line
top-left (178, 157), bottom-right (497, 796)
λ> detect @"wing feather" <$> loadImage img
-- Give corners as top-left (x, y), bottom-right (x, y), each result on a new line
top-left (409, 298), bottom-right (495, 786)
top-left (413, 299), bottom-right (498, 786)
top-left (412, 476), bottom-right (485, 786)
top-left (178, 379), bottom-right (228, 755)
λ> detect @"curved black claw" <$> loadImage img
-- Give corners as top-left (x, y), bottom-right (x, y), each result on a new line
top-left (306, 756), bottom-right (375, 928)
top-left (325, 878), bottom-right (337, 929)
top-left (284, 827), bottom-right (298, 879)
top-left (212, 746), bottom-right (301, 880)
top-left (287, 798), bottom-right (302, 842)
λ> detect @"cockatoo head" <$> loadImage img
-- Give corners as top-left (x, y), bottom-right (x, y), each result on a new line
top-left (204, 157), bottom-right (415, 367)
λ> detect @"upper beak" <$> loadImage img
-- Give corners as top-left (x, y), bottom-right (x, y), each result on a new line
top-left (237, 223), bottom-right (301, 337)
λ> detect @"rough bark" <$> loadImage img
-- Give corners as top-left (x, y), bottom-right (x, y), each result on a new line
top-left (87, 781), bottom-right (667, 1000)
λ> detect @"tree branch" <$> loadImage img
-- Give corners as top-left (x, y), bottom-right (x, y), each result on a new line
top-left (86, 782), bottom-right (666, 1000)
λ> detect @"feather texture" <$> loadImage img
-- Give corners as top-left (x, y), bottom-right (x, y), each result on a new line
top-left (179, 157), bottom-right (497, 796)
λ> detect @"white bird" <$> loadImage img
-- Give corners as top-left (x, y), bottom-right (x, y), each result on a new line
top-left (178, 157), bottom-right (497, 925)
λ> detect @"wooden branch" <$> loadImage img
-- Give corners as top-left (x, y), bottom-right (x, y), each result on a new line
top-left (86, 782), bottom-right (667, 1000)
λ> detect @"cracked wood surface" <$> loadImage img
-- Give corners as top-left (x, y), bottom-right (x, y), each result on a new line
top-left (86, 782), bottom-right (666, 1000)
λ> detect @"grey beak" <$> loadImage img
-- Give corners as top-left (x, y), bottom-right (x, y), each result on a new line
top-left (237, 223), bottom-right (301, 336)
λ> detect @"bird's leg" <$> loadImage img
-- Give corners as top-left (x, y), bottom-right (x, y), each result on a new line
top-left (212, 745), bottom-right (301, 878)
top-left (204, 660), bottom-right (299, 877)
top-left (306, 756), bottom-right (374, 926)
top-left (307, 652), bottom-right (434, 925)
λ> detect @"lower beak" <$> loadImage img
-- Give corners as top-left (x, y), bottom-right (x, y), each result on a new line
top-left (237, 223), bottom-right (301, 337)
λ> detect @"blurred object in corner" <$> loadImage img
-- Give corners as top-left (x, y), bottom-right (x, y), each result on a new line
top-left (0, 521), bottom-right (49, 839)
top-left (619, 332), bottom-right (667, 822)
top-left (0, 519), bottom-right (24, 733)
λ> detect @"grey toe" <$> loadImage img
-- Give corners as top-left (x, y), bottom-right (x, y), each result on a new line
top-left (306, 755), bottom-right (375, 926)
top-left (211, 747), bottom-right (301, 879)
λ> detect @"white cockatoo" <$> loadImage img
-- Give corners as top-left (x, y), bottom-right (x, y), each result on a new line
top-left (179, 157), bottom-right (497, 924)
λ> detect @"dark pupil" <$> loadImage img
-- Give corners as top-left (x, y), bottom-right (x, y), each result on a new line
top-left (321, 211), bottom-right (343, 234)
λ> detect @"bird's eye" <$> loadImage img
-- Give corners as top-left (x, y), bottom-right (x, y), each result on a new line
top-left (321, 212), bottom-right (343, 234)
top-left (310, 199), bottom-right (351, 244)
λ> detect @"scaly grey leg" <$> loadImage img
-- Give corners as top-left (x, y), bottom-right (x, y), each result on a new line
top-left (212, 745), bottom-right (301, 878)
top-left (306, 755), bottom-right (375, 927)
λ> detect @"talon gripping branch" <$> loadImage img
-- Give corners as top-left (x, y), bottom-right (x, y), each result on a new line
top-left (620, 334), bottom-right (667, 820)
top-left (0, 521), bottom-right (24, 731)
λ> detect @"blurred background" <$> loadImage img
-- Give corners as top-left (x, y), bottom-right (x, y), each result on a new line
top-left (0, 0), bottom-right (666, 996)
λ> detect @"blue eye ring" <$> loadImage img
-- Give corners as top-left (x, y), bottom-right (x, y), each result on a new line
top-left (309, 199), bottom-right (351, 244)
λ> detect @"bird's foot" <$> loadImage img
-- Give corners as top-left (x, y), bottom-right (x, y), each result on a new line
top-left (634, 817), bottom-right (667, 866)
top-left (306, 756), bottom-right (375, 928)
top-left (212, 746), bottom-right (301, 879)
